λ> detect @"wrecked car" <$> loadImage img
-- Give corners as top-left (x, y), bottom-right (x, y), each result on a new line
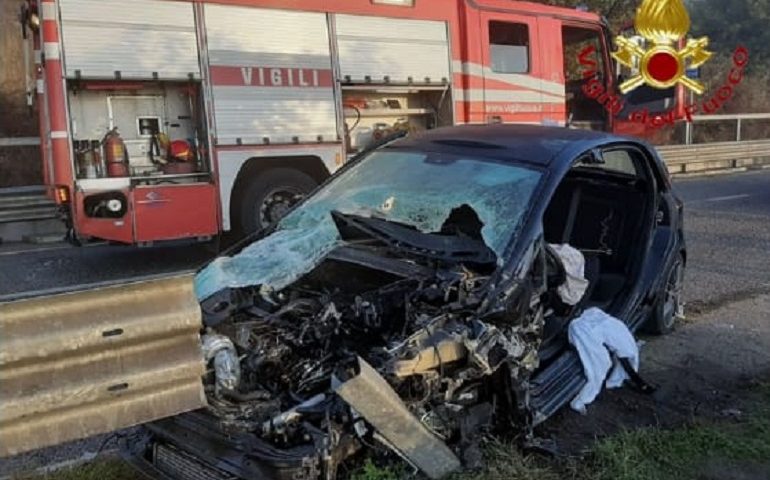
top-left (123, 124), bottom-right (686, 479)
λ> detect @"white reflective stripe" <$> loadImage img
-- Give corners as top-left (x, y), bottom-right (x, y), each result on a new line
top-left (51, 131), bottom-right (68, 139)
top-left (452, 61), bottom-right (566, 97)
top-left (41, 3), bottom-right (57, 21)
top-left (483, 67), bottom-right (566, 97)
top-left (37, 79), bottom-right (45, 94)
top-left (452, 60), bottom-right (483, 77)
top-left (44, 42), bottom-right (60, 60)
top-left (34, 50), bottom-right (42, 64)
top-left (460, 89), bottom-right (563, 104)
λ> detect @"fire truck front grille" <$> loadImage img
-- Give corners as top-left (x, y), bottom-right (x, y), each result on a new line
top-left (153, 443), bottom-right (236, 480)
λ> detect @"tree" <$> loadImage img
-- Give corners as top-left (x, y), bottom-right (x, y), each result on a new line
top-left (689, 0), bottom-right (770, 64)
top-left (542, 0), bottom-right (637, 29)
top-left (688, 0), bottom-right (770, 112)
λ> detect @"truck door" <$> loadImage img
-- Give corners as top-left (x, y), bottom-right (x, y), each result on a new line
top-left (560, 24), bottom-right (613, 131)
top-left (479, 12), bottom-right (549, 124)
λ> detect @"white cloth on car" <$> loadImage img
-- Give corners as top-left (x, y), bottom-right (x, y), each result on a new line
top-left (568, 307), bottom-right (640, 413)
top-left (548, 243), bottom-right (589, 305)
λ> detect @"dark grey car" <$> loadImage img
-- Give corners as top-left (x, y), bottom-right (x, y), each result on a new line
top-left (124, 124), bottom-right (686, 479)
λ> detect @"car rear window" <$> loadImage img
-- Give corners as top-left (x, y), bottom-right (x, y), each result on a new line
top-left (576, 149), bottom-right (639, 176)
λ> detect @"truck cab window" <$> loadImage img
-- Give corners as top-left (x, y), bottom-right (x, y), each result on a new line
top-left (562, 26), bottom-right (607, 129)
top-left (489, 21), bottom-right (530, 74)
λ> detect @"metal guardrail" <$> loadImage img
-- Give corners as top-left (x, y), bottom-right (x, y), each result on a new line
top-left (0, 186), bottom-right (58, 224)
top-left (685, 113), bottom-right (770, 144)
top-left (658, 139), bottom-right (770, 175)
top-left (0, 274), bottom-right (205, 457)
top-left (0, 137), bottom-right (40, 147)
top-left (0, 140), bottom-right (53, 224)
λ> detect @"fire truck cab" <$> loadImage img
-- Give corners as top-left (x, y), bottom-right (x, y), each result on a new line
top-left (25, 0), bottom-right (665, 245)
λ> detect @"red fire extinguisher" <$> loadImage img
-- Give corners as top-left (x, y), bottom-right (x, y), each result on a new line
top-left (103, 127), bottom-right (129, 177)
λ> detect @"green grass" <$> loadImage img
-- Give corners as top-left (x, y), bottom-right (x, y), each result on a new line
top-left (356, 383), bottom-right (770, 480)
top-left (26, 385), bottom-right (770, 480)
top-left (583, 384), bottom-right (770, 480)
top-left (451, 441), bottom-right (567, 480)
top-left (14, 457), bottom-right (137, 480)
top-left (348, 459), bottom-right (404, 480)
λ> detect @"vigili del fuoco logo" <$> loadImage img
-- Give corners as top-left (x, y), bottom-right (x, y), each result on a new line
top-left (578, 0), bottom-right (749, 129)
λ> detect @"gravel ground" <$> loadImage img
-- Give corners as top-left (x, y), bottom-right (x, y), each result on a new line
top-left (549, 291), bottom-right (770, 452)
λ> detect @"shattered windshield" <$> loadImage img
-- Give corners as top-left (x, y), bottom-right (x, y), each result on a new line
top-left (195, 149), bottom-right (542, 300)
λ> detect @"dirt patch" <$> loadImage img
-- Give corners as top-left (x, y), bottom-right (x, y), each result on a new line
top-left (1, 0), bottom-right (39, 137)
top-left (685, 285), bottom-right (770, 317)
top-left (1, 0), bottom-right (43, 187)
top-left (694, 461), bottom-right (770, 480)
top-left (0, 145), bottom-right (42, 187)
top-left (544, 291), bottom-right (770, 455)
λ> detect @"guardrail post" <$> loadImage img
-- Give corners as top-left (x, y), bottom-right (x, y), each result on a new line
top-left (685, 121), bottom-right (693, 145)
top-left (736, 118), bottom-right (742, 142)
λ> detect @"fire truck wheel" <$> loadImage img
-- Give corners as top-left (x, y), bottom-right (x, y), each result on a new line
top-left (238, 168), bottom-right (318, 234)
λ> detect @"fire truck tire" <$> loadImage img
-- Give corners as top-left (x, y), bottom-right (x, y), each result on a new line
top-left (237, 168), bottom-right (318, 234)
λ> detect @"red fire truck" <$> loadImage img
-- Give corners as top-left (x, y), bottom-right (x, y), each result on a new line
top-left (21, 0), bottom-right (679, 245)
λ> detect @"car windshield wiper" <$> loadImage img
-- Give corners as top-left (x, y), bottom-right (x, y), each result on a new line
top-left (330, 210), bottom-right (496, 264)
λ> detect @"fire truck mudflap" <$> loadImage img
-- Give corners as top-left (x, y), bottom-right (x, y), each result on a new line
top-left (0, 275), bottom-right (206, 457)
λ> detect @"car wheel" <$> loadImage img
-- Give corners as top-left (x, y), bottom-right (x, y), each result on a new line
top-left (647, 253), bottom-right (685, 335)
top-left (237, 169), bottom-right (317, 235)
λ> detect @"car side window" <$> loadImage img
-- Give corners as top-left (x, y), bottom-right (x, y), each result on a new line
top-left (576, 148), bottom-right (639, 176)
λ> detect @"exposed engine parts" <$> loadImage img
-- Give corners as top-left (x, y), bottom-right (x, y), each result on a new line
top-left (198, 244), bottom-right (544, 478)
top-left (201, 333), bottom-right (241, 394)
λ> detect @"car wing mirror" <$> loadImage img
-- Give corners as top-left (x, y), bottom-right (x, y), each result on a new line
top-left (580, 149), bottom-right (605, 165)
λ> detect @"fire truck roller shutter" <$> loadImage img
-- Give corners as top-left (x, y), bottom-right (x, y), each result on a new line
top-left (335, 15), bottom-right (451, 84)
top-left (58, 0), bottom-right (200, 80)
top-left (205, 5), bottom-right (337, 146)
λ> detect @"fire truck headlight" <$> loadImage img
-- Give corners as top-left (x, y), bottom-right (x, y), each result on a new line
top-left (107, 199), bottom-right (123, 213)
top-left (56, 186), bottom-right (70, 204)
top-left (28, 13), bottom-right (40, 31)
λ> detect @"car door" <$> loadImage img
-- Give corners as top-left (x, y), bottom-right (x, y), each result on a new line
top-left (633, 145), bottom-right (685, 318)
top-left (598, 144), bottom-right (678, 326)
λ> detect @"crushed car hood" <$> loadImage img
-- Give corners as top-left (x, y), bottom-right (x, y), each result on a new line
top-left (186, 232), bottom-right (544, 478)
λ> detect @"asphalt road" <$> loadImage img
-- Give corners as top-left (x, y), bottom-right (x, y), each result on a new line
top-left (0, 239), bottom-right (215, 299)
top-left (0, 169), bottom-right (768, 301)
top-left (673, 169), bottom-right (770, 310)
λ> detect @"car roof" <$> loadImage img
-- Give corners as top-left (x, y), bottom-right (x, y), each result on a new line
top-left (389, 124), bottom-right (634, 167)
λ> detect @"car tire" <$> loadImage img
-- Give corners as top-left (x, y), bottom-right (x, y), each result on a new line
top-left (237, 168), bottom-right (318, 235)
top-left (647, 253), bottom-right (685, 335)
